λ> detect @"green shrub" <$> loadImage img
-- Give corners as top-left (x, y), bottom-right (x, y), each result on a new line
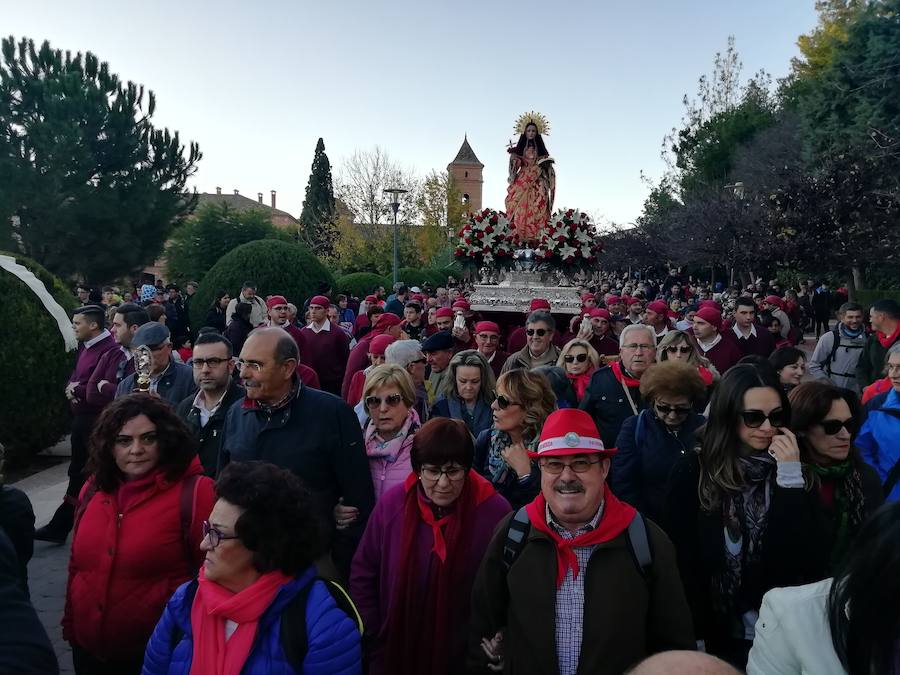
top-left (335, 272), bottom-right (388, 299)
top-left (854, 289), bottom-right (900, 307)
top-left (191, 240), bottom-right (334, 330)
top-left (0, 252), bottom-right (77, 466)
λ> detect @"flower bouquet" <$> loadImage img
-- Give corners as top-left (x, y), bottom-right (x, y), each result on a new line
top-left (454, 209), bottom-right (515, 269)
top-left (533, 209), bottom-right (602, 272)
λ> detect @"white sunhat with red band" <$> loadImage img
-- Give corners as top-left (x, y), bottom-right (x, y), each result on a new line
top-left (529, 408), bottom-right (617, 458)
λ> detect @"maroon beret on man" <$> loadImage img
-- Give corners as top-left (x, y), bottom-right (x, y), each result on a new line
top-left (647, 300), bottom-right (668, 315)
top-left (369, 334), bottom-right (396, 356)
top-left (452, 299), bottom-right (471, 312)
top-left (266, 295), bottom-right (288, 310)
top-left (589, 308), bottom-right (611, 320)
top-left (529, 298), bottom-right (551, 312)
top-left (375, 313), bottom-right (403, 328)
top-left (474, 321), bottom-right (500, 334)
top-left (435, 307), bottom-right (454, 319)
top-left (695, 306), bottom-right (723, 331)
top-left (309, 295), bottom-right (330, 308)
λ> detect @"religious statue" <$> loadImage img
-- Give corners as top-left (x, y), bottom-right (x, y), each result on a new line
top-left (505, 111), bottom-right (556, 243)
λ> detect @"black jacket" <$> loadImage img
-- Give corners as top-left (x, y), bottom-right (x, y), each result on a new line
top-left (579, 366), bottom-right (646, 447)
top-left (0, 485), bottom-right (34, 594)
top-left (665, 452), bottom-right (826, 652)
top-left (473, 428), bottom-right (541, 511)
top-left (175, 380), bottom-right (245, 477)
top-left (204, 306), bottom-right (227, 334)
top-left (220, 382), bottom-right (375, 577)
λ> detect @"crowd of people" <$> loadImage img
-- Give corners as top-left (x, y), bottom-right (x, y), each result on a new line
top-left (4, 268), bottom-right (900, 675)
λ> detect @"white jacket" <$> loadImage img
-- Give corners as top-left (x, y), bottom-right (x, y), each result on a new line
top-left (747, 578), bottom-right (846, 675)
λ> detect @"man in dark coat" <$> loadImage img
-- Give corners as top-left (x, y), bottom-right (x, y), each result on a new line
top-left (36, 305), bottom-right (118, 543)
top-left (116, 323), bottom-right (196, 405)
top-left (580, 324), bottom-right (655, 447)
top-left (176, 332), bottom-right (244, 476)
top-left (220, 328), bottom-right (375, 578)
top-left (468, 409), bottom-right (693, 675)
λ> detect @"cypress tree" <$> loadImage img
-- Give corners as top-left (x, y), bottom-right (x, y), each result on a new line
top-left (299, 138), bottom-right (337, 256)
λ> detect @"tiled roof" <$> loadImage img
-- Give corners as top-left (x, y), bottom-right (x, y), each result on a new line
top-left (449, 136), bottom-right (483, 167)
top-left (197, 192), bottom-right (299, 223)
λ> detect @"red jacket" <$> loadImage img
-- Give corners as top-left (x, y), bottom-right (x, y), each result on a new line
top-left (62, 457), bottom-right (215, 661)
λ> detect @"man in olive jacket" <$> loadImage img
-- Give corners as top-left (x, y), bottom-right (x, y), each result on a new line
top-left (468, 409), bottom-right (693, 675)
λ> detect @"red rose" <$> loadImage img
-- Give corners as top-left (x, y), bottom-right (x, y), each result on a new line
top-left (490, 216), bottom-right (498, 225)
top-left (485, 225), bottom-right (494, 233)
top-left (475, 216), bottom-right (483, 223)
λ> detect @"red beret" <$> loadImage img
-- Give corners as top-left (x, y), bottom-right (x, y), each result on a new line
top-left (623, 296), bottom-right (639, 306)
top-left (606, 295), bottom-right (622, 305)
top-left (647, 300), bottom-right (668, 315)
top-left (694, 306), bottom-right (722, 329)
top-left (699, 299), bottom-right (722, 311)
top-left (410, 293), bottom-right (424, 302)
top-left (474, 321), bottom-right (500, 334)
top-left (435, 307), bottom-right (454, 319)
top-left (368, 334), bottom-right (396, 356)
top-left (764, 295), bottom-right (784, 309)
top-left (589, 308), bottom-right (611, 320)
top-left (375, 313), bottom-right (402, 329)
top-left (266, 295), bottom-right (288, 310)
top-left (529, 298), bottom-right (551, 311)
top-left (580, 293), bottom-right (595, 301)
top-left (364, 295), bottom-right (378, 304)
top-left (452, 299), bottom-right (471, 312)
top-left (309, 295), bottom-right (330, 308)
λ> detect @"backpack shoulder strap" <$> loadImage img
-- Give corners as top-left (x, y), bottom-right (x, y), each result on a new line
top-left (169, 578), bottom-right (199, 652)
top-left (883, 457), bottom-right (900, 496)
top-left (502, 506), bottom-right (531, 572)
top-left (72, 480), bottom-right (99, 537)
top-left (634, 409), bottom-right (647, 448)
top-left (280, 576), bottom-right (364, 672)
top-left (625, 512), bottom-right (653, 580)
top-left (826, 327), bottom-right (841, 377)
top-left (179, 473), bottom-right (201, 576)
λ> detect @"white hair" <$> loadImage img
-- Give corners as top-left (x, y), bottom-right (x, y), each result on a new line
top-left (385, 339), bottom-right (424, 368)
top-left (620, 323), bottom-right (656, 348)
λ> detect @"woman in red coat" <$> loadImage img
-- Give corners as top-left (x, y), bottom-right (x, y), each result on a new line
top-left (62, 394), bottom-right (215, 675)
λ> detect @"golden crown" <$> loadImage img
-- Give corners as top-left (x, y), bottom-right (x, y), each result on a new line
top-left (514, 111), bottom-right (550, 136)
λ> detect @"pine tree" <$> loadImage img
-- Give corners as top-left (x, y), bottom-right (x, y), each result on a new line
top-left (299, 138), bottom-right (337, 256)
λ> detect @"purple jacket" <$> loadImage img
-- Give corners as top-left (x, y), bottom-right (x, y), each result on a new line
top-left (86, 346), bottom-right (134, 410)
top-left (349, 478), bottom-right (510, 675)
top-left (68, 333), bottom-right (118, 415)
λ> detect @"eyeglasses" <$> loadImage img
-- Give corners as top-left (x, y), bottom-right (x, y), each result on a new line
top-left (622, 343), bottom-right (655, 351)
top-left (495, 394), bottom-right (521, 410)
top-left (192, 357), bottom-right (230, 368)
top-left (740, 409), bottom-right (787, 428)
top-left (236, 358), bottom-right (263, 372)
top-left (655, 402), bottom-right (693, 417)
top-left (202, 521), bottom-right (239, 550)
top-left (666, 345), bottom-right (693, 355)
top-left (526, 328), bottom-right (548, 337)
top-left (420, 465), bottom-right (466, 482)
top-left (539, 458), bottom-right (602, 474)
top-left (365, 393), bottom-right (403, 409)
top-left (564, 353), bottom-right (589, 363)
top-left (818, 418), bottom-right (857, 435)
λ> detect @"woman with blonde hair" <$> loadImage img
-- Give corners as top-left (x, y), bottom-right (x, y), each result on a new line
top-left (473, 369), bottom-right (556, 509)
top-left (430, 350), bottom-right (495, 436)
top-left (657, 329), bottom-right (718, 389)
top-left (557, 338), bottom-right (601, 403)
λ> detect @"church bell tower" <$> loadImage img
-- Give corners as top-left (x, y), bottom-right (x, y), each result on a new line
top-left (447, 135), bottom-right (484, 213)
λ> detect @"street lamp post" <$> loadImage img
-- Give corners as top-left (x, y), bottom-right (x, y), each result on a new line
top-left (384, 187), bottom-right (408, 286)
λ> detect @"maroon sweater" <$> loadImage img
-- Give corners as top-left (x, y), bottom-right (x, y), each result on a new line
top-left (300, 322), bottom-right (351, 389)
top-left (86, 346), bottom-right (134, 410)
top-left (68, 333), bottom-right (118, 416)
top-left (728, 324), bottom-right (776, 358)
top-left (702, 335), bottom-right (744, 376)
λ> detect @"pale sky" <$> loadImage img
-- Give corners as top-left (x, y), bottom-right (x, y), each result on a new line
top-left (7, 0), bottom-right (818, 225)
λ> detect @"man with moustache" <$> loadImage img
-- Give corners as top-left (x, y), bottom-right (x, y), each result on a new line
top-left (219, 327), bottom-right (374, 577)
top-left (469, 409), bottom-right (693, 675)
top-left (580, 324), bottom-right (656, 447)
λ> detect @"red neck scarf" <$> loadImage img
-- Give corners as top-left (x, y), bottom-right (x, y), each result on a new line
top-left (385, 470), bottom-right (497, 675)
top-left (189, 570), bottom-right (292, 675)
top-left (567, 367), bottom-right (596, 401)
top-left (611, 360), bottom-right (641, 388)
top-left (525, 489), bottom-right (637, 588)
top-left (877, 322), bottom-right (900, 349)
top-left (697, 366), bottom-right (715, 387)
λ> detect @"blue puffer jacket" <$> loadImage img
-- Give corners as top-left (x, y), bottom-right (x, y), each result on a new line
top-left (141, 568), bottom-right (362, 675)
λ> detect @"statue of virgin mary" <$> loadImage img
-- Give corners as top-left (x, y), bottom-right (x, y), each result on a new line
top-left (505, 111), bottom-right (556, 243)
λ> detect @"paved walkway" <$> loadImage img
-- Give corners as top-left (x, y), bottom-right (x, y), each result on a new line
top-left (15, 442), bottom-right (74, 674)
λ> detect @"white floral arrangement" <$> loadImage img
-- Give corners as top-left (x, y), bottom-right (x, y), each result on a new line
top-left (533, 208), bottom-right (602, 270)
top-left (454, 209), bottom-right (515, 268)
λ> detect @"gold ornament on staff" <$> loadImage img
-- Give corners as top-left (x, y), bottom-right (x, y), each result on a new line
top-left (134, 345), bottom-right (152, 393)
top-left (513, 111), bottom-right (551, 136)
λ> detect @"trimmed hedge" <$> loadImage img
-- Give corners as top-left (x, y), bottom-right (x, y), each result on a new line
top-left (191, 240), bottom-right (335, 330)
top-left (0, 252), bottom-right (77, 466)
top-left (335, 273), bottom-right (388, 300)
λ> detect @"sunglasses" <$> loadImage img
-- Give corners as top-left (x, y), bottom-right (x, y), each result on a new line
top-left (526, 328), bottom-right (548, 337)
top-left (495, 394), bottom-right (521, 410)
top-left (819, 418), bottom-right (857, 436)
top-left (740, 409), bottom-right (787, 428)
top-left (365, 393), bottom-right (403, 409)
top-left (655, 403), bottom-right (693, 416)
top-left (564, 353), bottom-right (589, 363)
top-left (666, 345), bottom-right (693, 355)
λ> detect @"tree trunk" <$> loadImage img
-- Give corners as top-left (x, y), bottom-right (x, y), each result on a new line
top-left (851, 266), bottom-right (864, 297)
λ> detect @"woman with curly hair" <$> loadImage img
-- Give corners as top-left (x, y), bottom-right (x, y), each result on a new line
top-left (62, 394), bottom-right (216, 675)
top-left (665, 365), bottom-right (825, 668)
top-left (144, 461), bottom-right (362, 675)
top-left (473, 369), bottom-right (556, 509)
top-left (788, 381), bottom-right (883, 573)
top-left (430, 350), bottom-right (496, 436)
top-left (350, 418), bottom-right (510, 675)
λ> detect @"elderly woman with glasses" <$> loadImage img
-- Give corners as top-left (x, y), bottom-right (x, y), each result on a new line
top-left (143, 462), bottom-right (362, 675)
top-left (62, 394), bottom-right (216, 675)
top-left (610, 361), bottom-right (707, 529)
top-left (430, 350), bottom-right (496, 437)
top-left (350, 418), bottom-right (510, 675)
top-left (473, 369), bottom-right (557, 509)
top-left (557, 338), bottom-right (602, 403)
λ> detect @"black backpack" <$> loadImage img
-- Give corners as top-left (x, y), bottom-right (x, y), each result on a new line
top-left (502, 506), bottom-right (653, 577)
top-left (172, 576), bottom-right (363, 670)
